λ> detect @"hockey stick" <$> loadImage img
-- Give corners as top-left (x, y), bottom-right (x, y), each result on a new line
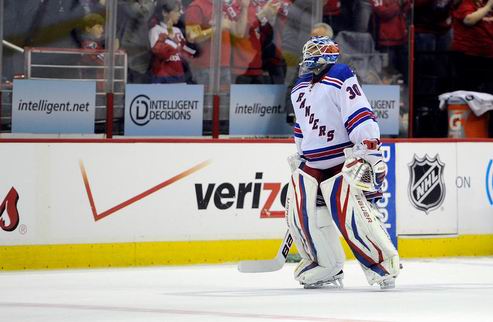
top-left (237, 230), bottom-right (293, 273)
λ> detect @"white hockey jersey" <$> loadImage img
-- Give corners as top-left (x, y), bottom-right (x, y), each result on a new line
top-left (291, 63), bottom-right (380, 170)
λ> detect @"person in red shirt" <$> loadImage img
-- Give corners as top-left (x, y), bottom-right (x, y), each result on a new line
top-left (231, 1), bottom-right (262, 83)
top-left (149, 0), bottom-right (196, 83)
top-left (184, 0), bottom-right (249, 88)
top-left (323, 0), bottom-right (341, 31)
top-left (231, 0), bottom-right (268, 84)
top-left (412, 0), bottom-right (458, 138)
top-left (323, 0), bottom-right (355, 35)
top-left (414, 0), bottom-right (456, 52)
top-left (80, 13), bottom-right (106, 61)
top-left (452, 0), bottom-right (493, 57)
top-left (452, 0), bottom-right (493, 92)
top-left (371, 0), bottom-right (410, 82)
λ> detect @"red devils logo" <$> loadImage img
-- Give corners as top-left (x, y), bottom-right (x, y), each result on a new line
top-left (0, 188), bottom-right (20, 232)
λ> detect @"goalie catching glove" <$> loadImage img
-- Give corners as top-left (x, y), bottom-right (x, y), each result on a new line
top-left (342, 139), bottom-right (387, 192)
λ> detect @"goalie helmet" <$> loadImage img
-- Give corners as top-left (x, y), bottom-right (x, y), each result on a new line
top-left (300, 36), bottom-right (339, 73)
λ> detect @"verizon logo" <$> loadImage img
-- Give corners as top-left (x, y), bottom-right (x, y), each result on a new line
top-left (194, 172), bottom-right (288, 218)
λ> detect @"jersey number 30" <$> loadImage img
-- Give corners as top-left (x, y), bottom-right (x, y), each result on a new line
top-left (346, 84), bottom-right (361, 100)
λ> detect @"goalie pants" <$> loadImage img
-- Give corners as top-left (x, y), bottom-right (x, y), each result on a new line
top-left (287, 163), bottom-right (399, 286)
top-left (298, 163), bottom-right (343, 207)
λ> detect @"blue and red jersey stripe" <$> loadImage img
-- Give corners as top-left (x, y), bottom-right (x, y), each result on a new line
top-left (293, 123), bottom-right (303, 138)
top-left (302, 141), bottom-right (353, 162)
top-left (320, 76), bottom-right (343, 89)
top-left (292, 81), bottom-right (310, 94)
top-left (345, 107), bottom-right (376, 134)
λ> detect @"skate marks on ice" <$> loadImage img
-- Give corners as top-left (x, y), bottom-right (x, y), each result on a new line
top-left (0, 302), bottom-right (383, 322)
top-left (0, 258), bottom-right (492, 321)
top-left (159, 282), bottom-right (493, 298)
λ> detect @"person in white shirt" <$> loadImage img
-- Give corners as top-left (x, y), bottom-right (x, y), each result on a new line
top-left (286, 36), bottom-right (400, 289)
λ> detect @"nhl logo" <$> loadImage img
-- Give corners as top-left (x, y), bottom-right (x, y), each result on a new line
top-left (408, 154), bottom-right (445, 214)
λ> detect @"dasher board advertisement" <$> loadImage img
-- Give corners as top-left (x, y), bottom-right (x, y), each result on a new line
top-left (362, 85), bottom-right (400, 136)
top-left (395, 143), bottom-right (458, 235)
top-left (0, 142), bottom-right (292, 246)
top-left (11, 79), bottom-right (96, 134)
top-left (229, 85), bottom-right (292, 136)
top-left (0, 142), bottom-right (398, 248)
top-left (124, 84), bottom-right (204, 136)
top-left (456, 143), bottom-right (493, 234)
top-left (375, 143), bottom-right (397, 247)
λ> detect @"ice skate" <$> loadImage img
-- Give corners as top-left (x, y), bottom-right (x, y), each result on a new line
top-left (361, 255), bottom-right (400, 289)
top-left (302, 270), bottom-right (344, 289)
top-left (378, 277), bottom-right (396, 290)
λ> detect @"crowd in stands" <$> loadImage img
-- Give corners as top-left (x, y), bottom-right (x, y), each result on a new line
top-left (2, 0), bottom-right (493, 135)
top-left (2, 0), bottom-right (492, 87)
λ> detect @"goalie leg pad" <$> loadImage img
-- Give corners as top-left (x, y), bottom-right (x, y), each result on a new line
top-left (320, 174), bottom-right (400, 286)
top-left (286, 169), bottom-right (318, 262)
top-left (286, 169), bottom-right (345, 286)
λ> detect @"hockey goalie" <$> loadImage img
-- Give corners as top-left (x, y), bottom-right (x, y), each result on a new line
top-left (285, 36), bottom-right (400, 289)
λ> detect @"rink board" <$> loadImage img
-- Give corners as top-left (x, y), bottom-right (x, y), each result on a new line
top-left (0, 139), bottom-right (492, 270)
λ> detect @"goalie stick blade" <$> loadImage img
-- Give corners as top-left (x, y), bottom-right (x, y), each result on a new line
top-left (237, 230), bottom-right (293, 273)
top-left (237, 258), bottom-right (285, 273)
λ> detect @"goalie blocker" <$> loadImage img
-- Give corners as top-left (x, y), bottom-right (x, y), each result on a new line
top-left (286, 164), bottom-right (400, 289)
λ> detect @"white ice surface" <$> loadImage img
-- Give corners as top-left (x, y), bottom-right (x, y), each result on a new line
top-left (1, 257), bottom-right (492, 322)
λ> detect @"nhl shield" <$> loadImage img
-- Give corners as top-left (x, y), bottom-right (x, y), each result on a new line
top-left (408, 154), bottom-right (445, 214)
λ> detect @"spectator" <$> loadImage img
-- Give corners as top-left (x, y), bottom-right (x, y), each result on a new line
top-left (258, 0), bottom-right (292, 84)
top-left (412, 0), bottom-right (458, 138)
top-left (149, 0), bottom-right (196, 83)
top-left (370, 0), bottom-right (410, 82)
top-left (80, 13), bottom-right (106, 53)
top-left (79, 13), bottom-right (106, 89)
top-left (451, 0), bottom-right (493, 93)
top-left (185, 0), bottom-right (249, 88)
top-left (414, 0), bottom-right (457, 52)
top-left (311, 21), bottom-right (334, 38)
top-left (231, 0), bottom-right (273, 84)
top-left (323, 0), bottom-right (341, 33)
top-left (353, 0), bottom-right (373, 32)
top-left (4, 0), bottom-right (86, 79)
top-left (17, 0), bottom-right (86, 49)
top-left (323, 0), bottom-right (353, 35)
top-left (118, 0), bottom-right (156, 83)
